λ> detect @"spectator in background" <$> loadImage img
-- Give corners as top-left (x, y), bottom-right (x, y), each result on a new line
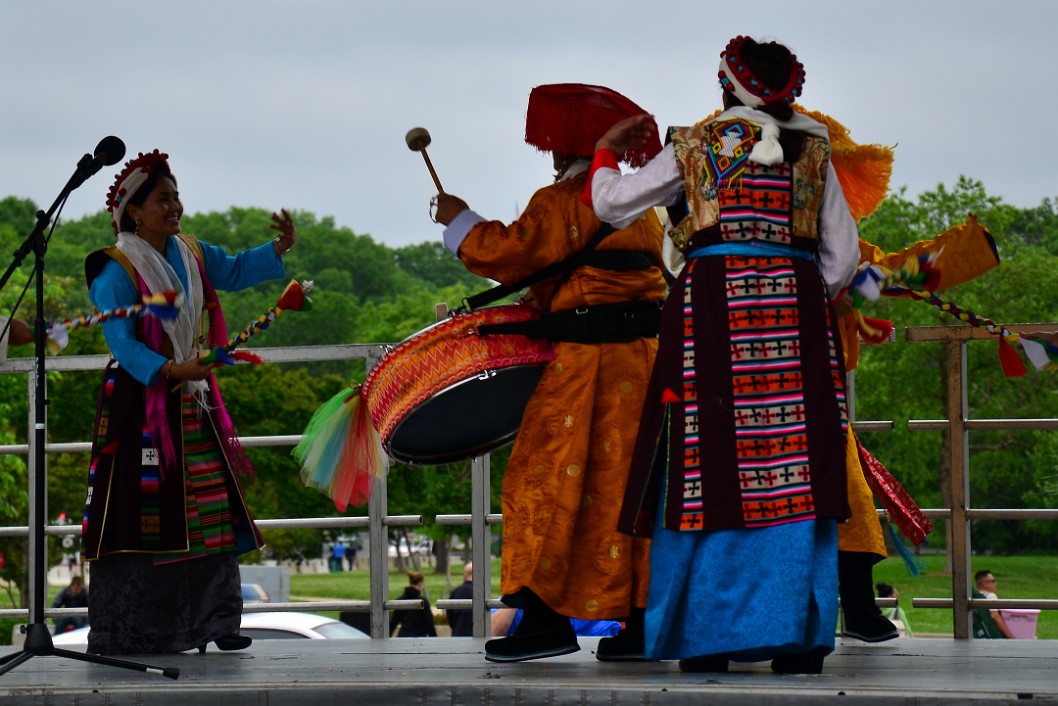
top-left (52, 575), bottom-right (89, 634)
top-left (973, 570), bottom-right (1013, 639)
top-left (447, 563), bottom-right (475, 637)
top-left (875, 583), bottom-right (914, 638)
top-left (330, 542), bottom-right (346, 572)
top-left (346, 537), bottom-right (358, 571)
top-left (390, 571), bottom-right (437, 638)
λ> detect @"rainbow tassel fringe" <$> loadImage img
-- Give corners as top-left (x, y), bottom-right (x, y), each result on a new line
top-left (293, 385), bottom-right (388, 510)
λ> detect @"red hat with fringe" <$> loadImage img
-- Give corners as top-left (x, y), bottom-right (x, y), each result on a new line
top-left (524, 83), bottom-right (661, 168)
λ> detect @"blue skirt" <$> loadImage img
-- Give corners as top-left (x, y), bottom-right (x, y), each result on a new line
top-left (645, 517), bottom-right (838, 662)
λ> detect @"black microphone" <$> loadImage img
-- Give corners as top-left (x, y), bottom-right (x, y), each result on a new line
top-left (92, 136), bottom-right (126, 168)
top-left (68, 136), bottom-right (126, 190)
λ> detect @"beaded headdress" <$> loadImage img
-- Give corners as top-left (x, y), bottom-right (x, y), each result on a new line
top-left (106, 150), bottom-right (171, 234)
top-left (718, 35), bottom-right (805, 108)
top-left (524, 83), bottom-right (661, 168)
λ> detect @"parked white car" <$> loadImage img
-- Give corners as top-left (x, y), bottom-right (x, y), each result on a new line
top-left (51, 611), bottom-right (369, 647)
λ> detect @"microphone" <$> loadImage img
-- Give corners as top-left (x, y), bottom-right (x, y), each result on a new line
top-left (92, 136), bottom-right (126, 168)
top-left (68, 136), bottom-right (126, 190)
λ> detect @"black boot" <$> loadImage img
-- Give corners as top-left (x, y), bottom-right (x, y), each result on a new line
top-left (838, 551), bottom-right (898, 642)
top-left (596, 607), bottom-right (645, 662)
top-left (485, 589), bottom-right (579, 663)
top-left (771, 647), bottom-right (827, 675)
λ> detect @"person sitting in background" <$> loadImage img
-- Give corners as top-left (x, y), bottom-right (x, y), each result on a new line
top-left (52, 575), bottom-right (89, 634)
top-left (875, 583), bottom-right (913, 638)
top-left (972, 570), bottom-right (1013, 639)
top-left (390, 571), bottom-right (437, 637)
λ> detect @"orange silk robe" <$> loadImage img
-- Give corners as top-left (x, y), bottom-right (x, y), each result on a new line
top-left (838, 216), bottom-right (999, 555)
top-left (457, 171), bottom-right (668, 620)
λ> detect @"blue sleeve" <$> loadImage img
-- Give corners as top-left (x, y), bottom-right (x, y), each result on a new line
top-left (89, 259), bottom-right (168, 387)
top-left (197, 239), bottom-right (286, 292)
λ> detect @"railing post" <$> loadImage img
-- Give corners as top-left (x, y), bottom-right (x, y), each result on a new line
top-left (367, 466), bottom-right (390, 639)
top-left (945, 339), bottom-right (973, 639)
top-left (365, 347), bottom-right (391, 640)
top-left (470, 454), bottom-right (492, 637)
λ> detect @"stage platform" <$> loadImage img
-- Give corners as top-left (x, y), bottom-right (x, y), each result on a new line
top-left (1, 636), bottom-right (1056, 705)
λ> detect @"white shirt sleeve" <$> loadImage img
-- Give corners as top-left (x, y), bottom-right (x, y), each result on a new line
top-left (590, 144), bottom-right (685, 230)
top-left (443, 209), bottom-right (487, 255)
top-left (816, 161), bottom-right (860, 297)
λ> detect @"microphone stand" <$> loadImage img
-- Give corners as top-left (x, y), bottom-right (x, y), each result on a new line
top-left (0, 153), bottom-right (179, 679)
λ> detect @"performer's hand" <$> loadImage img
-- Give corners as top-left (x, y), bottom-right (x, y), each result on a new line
top-left (271, 208), bottom-right (297, 255)
top-left (9, 318), bottom-right (33, 346)
top-left (595, 114), bottom-right (656, 155)
top-left (433, 194), bottom-right (468, 226)
top-left (1022, 329), bottom-right (1058, 345)
top-left (168, 354), bottom-right (215, 382)
top-left (834, 293), bottom-right (855, 318)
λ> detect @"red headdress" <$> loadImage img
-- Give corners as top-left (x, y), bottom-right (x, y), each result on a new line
top-left (719, 35), bottom-right (805, 107)
top-left (106, 150), bottom-right (171, 234)
top-left (524, 83), bottom-right (661, 168)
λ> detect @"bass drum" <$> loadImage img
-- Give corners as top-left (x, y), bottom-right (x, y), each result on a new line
top-left (362, 304), bottom-right (553, 466)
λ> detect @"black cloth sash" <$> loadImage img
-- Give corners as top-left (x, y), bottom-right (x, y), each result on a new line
top-left (478, 299), bottom-right (663, 344)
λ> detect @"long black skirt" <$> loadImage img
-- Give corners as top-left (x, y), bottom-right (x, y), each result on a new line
top-left (87, 551), bottom-right (242, 655)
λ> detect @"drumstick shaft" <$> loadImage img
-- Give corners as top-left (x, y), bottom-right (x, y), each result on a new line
top-left (419, 149), bottom-right (444, 194)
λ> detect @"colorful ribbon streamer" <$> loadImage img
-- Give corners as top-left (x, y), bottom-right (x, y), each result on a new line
top-left (202, 279), bottom-right (314, 366)
top-left (44, 292), bottom-right (179, 354)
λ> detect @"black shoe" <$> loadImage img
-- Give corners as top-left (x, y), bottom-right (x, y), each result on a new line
top-left (771, 648), bottom-right (826, 675)
top-left (596, 631), bottom-right (645, 662)
top-left (485, 624), bottom-right (579, 663)
top-left (678, 654), bottom-right (729, 672)
top-left (596, 608), bottom-right (645, 662)
top-left (200, 634), bottom-right (252, 653)
top-left (842, 614), bottom-right (899, 643)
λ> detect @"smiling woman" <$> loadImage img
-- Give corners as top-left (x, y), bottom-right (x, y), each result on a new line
top-left (78, 149), bottom-right (298, 657)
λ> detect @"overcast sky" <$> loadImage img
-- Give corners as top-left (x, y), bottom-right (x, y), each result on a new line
top-left (2, 1), bottom-right (1056, 250)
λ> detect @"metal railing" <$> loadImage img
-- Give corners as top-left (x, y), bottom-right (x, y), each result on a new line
top-left (2, 324), bottom-right (1056, 639)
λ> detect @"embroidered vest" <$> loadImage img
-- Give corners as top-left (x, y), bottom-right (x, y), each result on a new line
top-left (667, 120), bottom-right (830, 252)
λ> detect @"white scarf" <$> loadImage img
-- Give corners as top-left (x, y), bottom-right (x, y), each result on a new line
top-left (711, 106), bottom-right (830, 167)
top-left (115, 232), bottom-right (209, 400)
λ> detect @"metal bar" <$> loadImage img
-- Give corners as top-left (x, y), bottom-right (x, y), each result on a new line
top-left (470, 454), bottom-right (492, 637)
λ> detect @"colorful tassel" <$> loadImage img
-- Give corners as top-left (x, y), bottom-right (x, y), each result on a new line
top-left (886, 523), bottom-right (927, 578)
top-left (294, 384), bottom-right (388, 509)
top-left (207, 280), bottom-right (314, 367)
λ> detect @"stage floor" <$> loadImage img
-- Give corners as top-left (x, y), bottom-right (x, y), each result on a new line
top-left (1, 636), bottom-right (1056, 705)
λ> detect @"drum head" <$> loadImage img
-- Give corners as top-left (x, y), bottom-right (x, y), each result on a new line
top-left (385, 364), bottom-right (544, 466)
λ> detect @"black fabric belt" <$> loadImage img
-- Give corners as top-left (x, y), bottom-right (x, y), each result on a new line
top-left (478, 299), bottom-right (663, 344)
top-left (578, 249), bottom-right (658, 272)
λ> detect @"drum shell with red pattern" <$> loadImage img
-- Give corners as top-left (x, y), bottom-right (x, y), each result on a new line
top-left (362, 304), bottom-right (553, 466)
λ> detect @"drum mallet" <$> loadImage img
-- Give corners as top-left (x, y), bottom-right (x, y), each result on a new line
top-left (405, 127), bottom-right (444, 194)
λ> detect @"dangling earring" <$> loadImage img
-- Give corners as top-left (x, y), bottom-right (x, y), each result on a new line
top-left (134, 218), bottom-right (142, 233)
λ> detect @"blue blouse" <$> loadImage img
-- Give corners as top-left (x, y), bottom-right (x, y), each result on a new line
top-left (89, 237), bottom-right (285, 386)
